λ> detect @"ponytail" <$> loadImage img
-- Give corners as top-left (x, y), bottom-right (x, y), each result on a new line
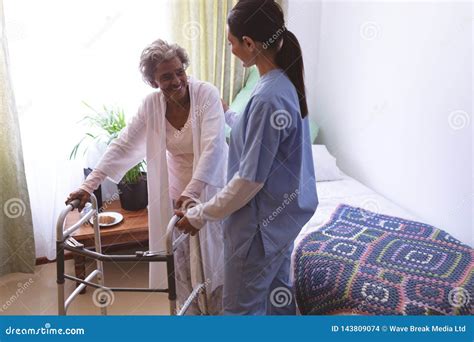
top-left (228, 0), bottom-right (308, 118)
top-left (276, 30), bottom-right (308, 118)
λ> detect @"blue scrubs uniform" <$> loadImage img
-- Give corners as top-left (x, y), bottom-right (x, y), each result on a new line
top-left (223, 69), bottom-right (318, 315)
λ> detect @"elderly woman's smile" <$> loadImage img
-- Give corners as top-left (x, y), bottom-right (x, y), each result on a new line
top-left (152, 57), bottom-right (189, 103)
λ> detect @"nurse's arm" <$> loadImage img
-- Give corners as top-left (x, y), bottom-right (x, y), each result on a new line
top-left (224, 109), bottom-right (239, 129)
top-left (181, 173), bottom-right (263, 230)
top-left (222, 98), bottom-right (239, 128)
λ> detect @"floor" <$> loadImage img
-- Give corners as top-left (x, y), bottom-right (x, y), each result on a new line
top-left (0, 254), bottom-right (171, 315)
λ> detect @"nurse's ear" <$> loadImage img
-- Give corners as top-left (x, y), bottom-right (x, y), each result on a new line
top-left (242, 36), bottom-right (257, 52)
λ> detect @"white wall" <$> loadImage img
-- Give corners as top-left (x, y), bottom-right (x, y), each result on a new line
top-left (288, 0), bottom-right (472, 246)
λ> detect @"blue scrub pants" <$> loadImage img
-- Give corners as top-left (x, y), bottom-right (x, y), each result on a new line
top-left (223, 231), bottom-right (296, 315)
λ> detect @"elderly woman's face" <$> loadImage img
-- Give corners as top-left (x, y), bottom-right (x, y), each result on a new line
top-left (154, 57), bottom-right (188, 102)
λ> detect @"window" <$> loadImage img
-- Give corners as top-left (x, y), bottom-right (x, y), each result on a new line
top-left (4, 0), bottom-right (171, 259)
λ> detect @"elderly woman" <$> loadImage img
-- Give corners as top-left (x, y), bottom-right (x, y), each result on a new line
top-left (66, 39), bottom-right (227, 315)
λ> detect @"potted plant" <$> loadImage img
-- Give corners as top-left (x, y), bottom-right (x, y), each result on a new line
top-left (116, 162), bottom-right (148, 211)
top-left (70, 102), bottom-right (148, 211)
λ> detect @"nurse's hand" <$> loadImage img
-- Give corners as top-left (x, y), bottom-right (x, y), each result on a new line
top-left (221, 99), bottom-right (229, 113)
top-left (174, 210), bottom-right (199, 236)
top-left (65, 189), bottom-right (90, 212)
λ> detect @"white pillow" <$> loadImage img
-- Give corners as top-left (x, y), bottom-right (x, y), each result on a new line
top-left (311, 145), bottom-right (344, 182)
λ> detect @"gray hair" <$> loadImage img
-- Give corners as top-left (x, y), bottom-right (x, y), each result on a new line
top-left (139, 39), bottom-right (190, 88)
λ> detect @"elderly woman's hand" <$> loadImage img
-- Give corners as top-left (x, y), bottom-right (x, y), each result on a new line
top-left (65, 189), bottom-right (91, 212)
top-left (175, 195), bottom-right (196, 210)
top-left (174, 210), bottom-right (200, 236)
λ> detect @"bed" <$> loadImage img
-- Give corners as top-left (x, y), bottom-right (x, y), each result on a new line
top-left (291, 146), bottom-right (474, 315)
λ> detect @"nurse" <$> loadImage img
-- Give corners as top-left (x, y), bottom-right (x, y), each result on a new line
top-left (175, 0), bottom-right (318, 315)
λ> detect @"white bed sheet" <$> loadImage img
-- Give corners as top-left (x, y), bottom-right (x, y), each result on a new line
top-left (291, 174), bottom-right (420, 281)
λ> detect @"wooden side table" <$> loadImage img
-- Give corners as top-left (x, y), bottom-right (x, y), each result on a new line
top-left (65, 200), bottom-right (149, 293)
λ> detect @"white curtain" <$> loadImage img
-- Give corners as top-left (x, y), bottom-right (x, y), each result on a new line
top-left (4, 0), bottom-right (171, 259)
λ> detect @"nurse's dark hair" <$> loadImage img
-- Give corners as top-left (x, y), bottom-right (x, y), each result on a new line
top-left (227, 0), bottom-right (308, 118)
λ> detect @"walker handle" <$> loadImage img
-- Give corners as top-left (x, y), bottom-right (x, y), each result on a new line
top-left (165, 215), bottom-right (189, 254)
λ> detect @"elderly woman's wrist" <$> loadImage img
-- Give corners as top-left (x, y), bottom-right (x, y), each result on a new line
top-left (180, 189), bottom-right (198, 199)
top-left (182, 178), bottom-right (206, 199)
top-left (78, 184), bottom-right (94, 195)
top-left (80, 169), bottom-right (107, 195)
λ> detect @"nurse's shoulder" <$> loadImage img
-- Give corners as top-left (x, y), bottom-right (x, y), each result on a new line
top-left (251, 71), bottom-right (299, 112)
top-left (245, 92), bottom-right (300, 133)
top-left (256, 69), bottom-right (297, 98)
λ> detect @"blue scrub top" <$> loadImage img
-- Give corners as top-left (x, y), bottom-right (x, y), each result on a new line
top-left (225, 69), bottom-right (318, 258)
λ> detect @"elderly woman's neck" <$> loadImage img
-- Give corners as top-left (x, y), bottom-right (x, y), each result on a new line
top-left (166, 89), bottom-right (191, 109)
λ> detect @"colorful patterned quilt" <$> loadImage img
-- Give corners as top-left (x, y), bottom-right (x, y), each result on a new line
top-left (294, 204), bottom-right (473, 315)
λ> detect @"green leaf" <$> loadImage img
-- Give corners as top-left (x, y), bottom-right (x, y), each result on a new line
top-left (71, 102), bottom-right (146, 183)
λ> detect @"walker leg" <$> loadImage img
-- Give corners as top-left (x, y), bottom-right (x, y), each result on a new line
top-left (167, 255), bottom-right (177, 315)
top-left (57, 284), bottom-right (66, 315)
top-left (91, 196), bottom-right (108, 316)
top-left (96, 261), bottom-right (107, 316)
top-left (195, 233), bottom-right (208, 314)
top-left (74, 254), bottom-right (87, 294)
top-left (56, 241), bottom-right (66, 315)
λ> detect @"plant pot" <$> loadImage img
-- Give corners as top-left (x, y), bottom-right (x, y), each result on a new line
top-left (117, 173), bottom-right (148, 211)
top-left (84, 168), bottom-right (103, 210)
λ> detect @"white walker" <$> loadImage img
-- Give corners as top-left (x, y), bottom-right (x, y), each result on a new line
top-left (56, 194), bottom-right (208, 315)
